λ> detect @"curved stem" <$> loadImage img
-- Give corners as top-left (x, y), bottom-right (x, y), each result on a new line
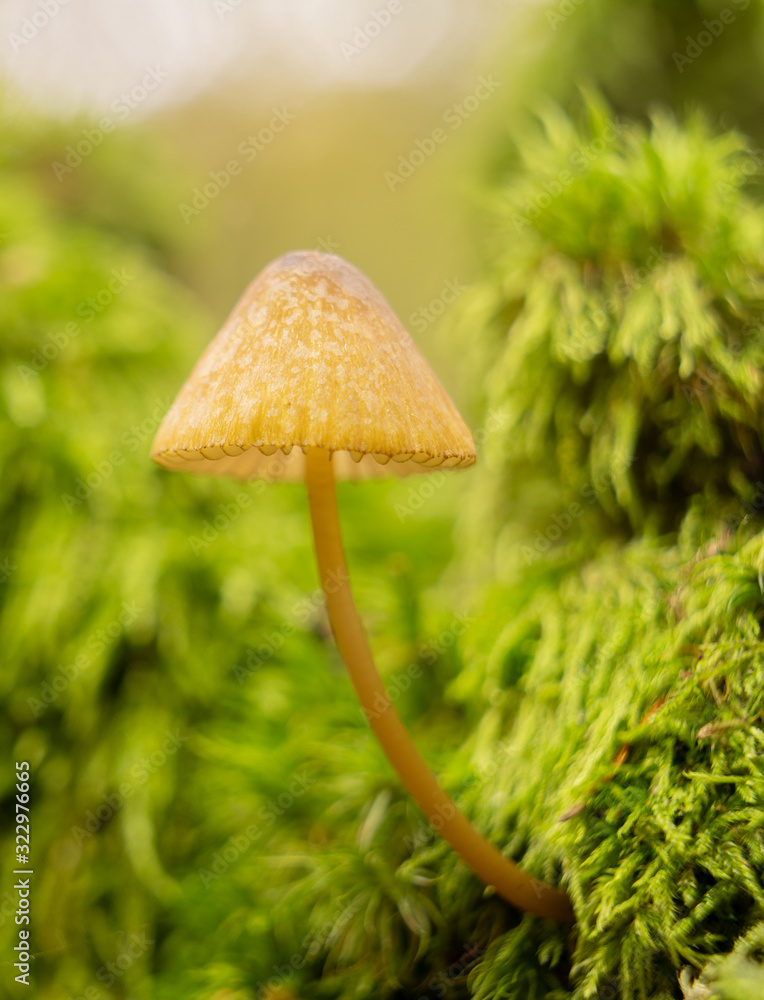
top-left (304, 448), bottom-right (574, 923)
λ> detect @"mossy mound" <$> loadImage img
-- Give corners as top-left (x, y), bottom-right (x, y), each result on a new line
top-left (461, 103), bottom-right (764, 534)
top-left (442, 102), bottom-right (764, 999)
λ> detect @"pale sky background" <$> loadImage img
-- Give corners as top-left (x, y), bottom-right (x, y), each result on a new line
top-left (0, 0), bottom-right (551, 416)
top-left (0, 0), bottom-right (538, 118)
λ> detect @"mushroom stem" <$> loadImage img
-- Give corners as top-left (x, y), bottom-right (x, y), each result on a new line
top-left (304, 448), bottom-right (574, 923)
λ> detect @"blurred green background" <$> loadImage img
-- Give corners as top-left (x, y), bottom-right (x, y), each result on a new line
top-left (3, 2), bottom-right (764, 998)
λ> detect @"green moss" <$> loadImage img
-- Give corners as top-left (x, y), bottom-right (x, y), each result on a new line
top-left (0, 104), bottom-right (479, 1000)
top-left (6, 73), bottom-right (764, 1000)
top-left (442, 100), bottom-right (764, 999)
top-left (460, 102), bottom-right (764, 533)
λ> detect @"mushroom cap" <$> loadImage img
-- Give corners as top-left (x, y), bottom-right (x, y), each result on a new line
top-left (151, 251), bottom-right (476, 481)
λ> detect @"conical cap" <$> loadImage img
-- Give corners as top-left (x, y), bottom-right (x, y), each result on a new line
top-left (151, 251), bottom-right (475, 481)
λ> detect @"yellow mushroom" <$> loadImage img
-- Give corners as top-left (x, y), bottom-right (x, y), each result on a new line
top-left (151, 250), bottom-right (573, 923)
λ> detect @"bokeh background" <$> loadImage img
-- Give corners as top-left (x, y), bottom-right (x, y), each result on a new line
top-left (3, 2), bottom-right (764, 999)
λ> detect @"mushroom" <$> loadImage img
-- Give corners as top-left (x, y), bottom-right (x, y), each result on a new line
top-left (151, 251), bottom-right (573, 923)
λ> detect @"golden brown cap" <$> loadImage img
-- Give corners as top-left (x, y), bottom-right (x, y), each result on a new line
top-left (151, 251), bottom-right (475, 481)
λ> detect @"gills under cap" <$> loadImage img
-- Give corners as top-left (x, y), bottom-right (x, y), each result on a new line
top-left (151, 251), bottom-right (476, 481)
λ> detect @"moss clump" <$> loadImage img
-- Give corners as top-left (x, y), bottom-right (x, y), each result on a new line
top-left (6, 83), bottom-right (764, 1000)
top-left (0, 102), bottom-right (480, 999)
top-left (461, 103), bottom-right (764, 534)
top-left (442, 101), bottom-right (764, 999)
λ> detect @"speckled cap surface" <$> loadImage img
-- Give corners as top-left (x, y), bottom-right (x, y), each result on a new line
top-left (151, 251), bottom-right (476, 481)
